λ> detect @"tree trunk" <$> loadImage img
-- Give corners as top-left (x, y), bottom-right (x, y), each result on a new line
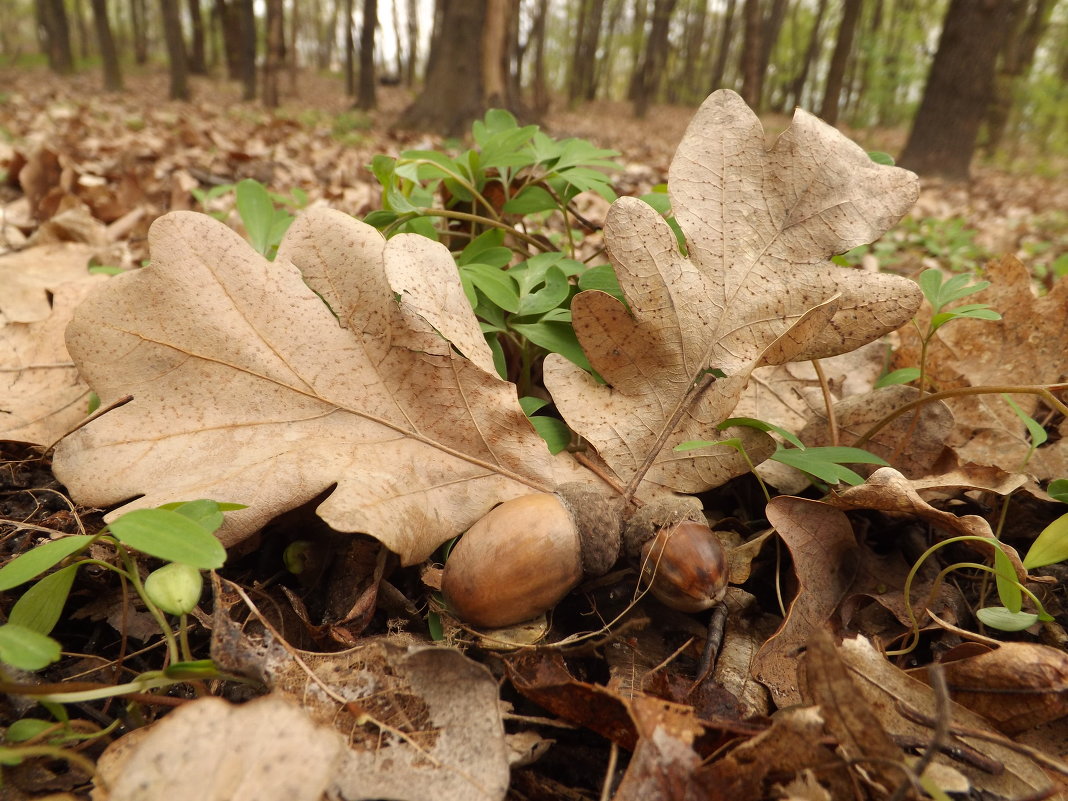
top-left (529, 0), bottom-right (549, 113)
top-left (238, 0), bottom-right (256, 100)
top-left (709, 0), bottom-right (736, 90)
top-left (756, 0), bottom-right (787, 106)
top-left (739, 0), bottom-right (762, 106)
top-left (674, 0), bottom-right (708, 104)
top-left (72, 0), bottom-right (92, 61)
top-left (160, 0), bottom-right (190, 99)
top-left (344, 0), bottom-right (355, 95)
top-left (399, 0), bottom-right (515, 136)
top-left (38, 0), bottom-right (74, 74)
top-left (899, 0), bottom-right (1013, 180)
top-left (356, 0), bottom-right (377, 109)
top-left (405, 0), bottom-right (418, 85)
top-left (130, 0), bottom-right (148, 64)
top-left (983, 0), bottom-right (1055, 154)
top-left (818, 0), bottom-right (861, 125)
top-left (90, 0), bottom-right (123, 90)
top-left (632, 0), bottom-right (678, 117)
top-left (391, 0), bottom-right (404, 81)
top-left (626, 0), bottom-right (649, 101)
top-left (568, 0), bottom-right (605, 104)
top-left (187, 0), bottom-right (208, 73)
top-left (214, 0), bottom-right (239, 78)
top-left (787, 0), bottom-right (826, 109)
top-left (263, 0), bottom-right (284, 107)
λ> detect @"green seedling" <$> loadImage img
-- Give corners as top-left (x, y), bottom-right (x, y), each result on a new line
top-left (0, 499), bottom-right (239, 672)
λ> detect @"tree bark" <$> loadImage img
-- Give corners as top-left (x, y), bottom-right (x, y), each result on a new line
top-left (187, 0), bottom-right (208, 73)
top-left (238, 0), bottom-right (256, 100)
top-left (160, 0), bottom-right (190, 100)
top-left (818, 0), bottom-right (861, 125)
top-left (356, 0), bottom-right (377, 109)
top-left (405, 0), bottom-right (418, 85)
top-left (38, 0), bottom-right (74, 74)
top-left (263, 0), bottom-right (284, 107)
top-left (786, 0), bottom-right (826, 110)
top-left (739, 0), bottom-right (762, 106)
top-left (344, 0), bottom-right (355, 95)
top-left (130, 0), bottom-right (148, 64)
top-left (90, 0), bottom-right (123, 90)
top-left (626, 0), bottom-right (649, 101)
top-left (568, 0), bottom-right (605, 104)
top-left (529, 0), bottom-right (550, 113)
top-left (983, 0), bottom-right (1055, 154)
top-left (899, 0), bottom-right (1014, 180)
top-left (399, 0), bottom-right (516, 135)
top-left (632, 0), bottom-right (678, 117)
top-left (709, 0), bottom-right (736, 90)
top-left (756, 0), bottom-right (787, 106)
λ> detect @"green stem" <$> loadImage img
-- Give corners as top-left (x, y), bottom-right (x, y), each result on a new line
top-left (418, 209), bottom-right (553, 253)
top-left (853, 383), bottom-right (1068, 450)
top-left (406, 158), bottom-right (501, 221)
top-left (112, 545), bottom-right (180, 666)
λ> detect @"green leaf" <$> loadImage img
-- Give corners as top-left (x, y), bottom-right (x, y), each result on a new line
top-left (158, 499), bottom-right (242, 535)
top-left (637, 192), bottom-right (671, 215)
top-left (458, 230), bottom-right (511, 267)
top-left (976, 606), bottom-right (1040, 632)
top-left (867, 151), bottom-right (895, 166)
top-left (1047, 479), bottom-right (1068, 504)
top-left (993, 546), bottom-right (1022, 613)
top-left (364, 209), bottom-right (400, 229)
top-left (106, 508), bottom-right (226, 569)
top-left (517, 265), bottom-right (571, 317)
top-left (673, 439), bottom-right (719, 452)
top-left (509, 320), bottom-right (592, 372)
top-left (235, 179), bottom-right (276, 256)
top-left (529, 416), bottom-right (571, 454)
top-left (1023, 512), bottom-right (1068, 569)
top-left (518, 396), bottom-right (550, 415)
top-left (578, 265), bottom-right (625, 303)
top-left (771, 446), bottom-right (888, 486)
top-left (0, 623), bottom-right (62, 670)
top-left (502, 185), bottom-right (558, 215)
top-left (875, 367), bottom-right (921, 388)
top-left (9, 564), bottom-right (79, 634)
top-left (461, 263), bottom-right (520, 313)
top-left (0, 536), bottom-right (94, 591)
top-left (5, 718), bottom-right (57, 743)
top-left (1003, 394), bottom-right (1047, 466)
top-left (718, 417), bottom-right (805, 449)
top-left (88, 264), bottom-right (124, 276)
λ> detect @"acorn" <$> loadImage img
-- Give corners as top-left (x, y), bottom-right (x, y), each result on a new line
top-left (441, 485), bottom-right (729, 628)
top-left (637, 521), bottom-right (729, 612)
top-left (441, 485), bottom-right (621, 628)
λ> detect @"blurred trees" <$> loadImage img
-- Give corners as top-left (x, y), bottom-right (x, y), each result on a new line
top-left (5, 0), bottom-right (1067, 172)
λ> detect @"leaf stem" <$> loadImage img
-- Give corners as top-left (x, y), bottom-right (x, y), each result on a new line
top-left (416, 208), bottom-right (553, 253)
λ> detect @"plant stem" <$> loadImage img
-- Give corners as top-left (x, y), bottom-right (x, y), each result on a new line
top-left (416, 209), bottom-right (553, 253)
top-left (811, 359), bottom-right (839, 446)
top-left (853, 383), bottom-right (1068, 450)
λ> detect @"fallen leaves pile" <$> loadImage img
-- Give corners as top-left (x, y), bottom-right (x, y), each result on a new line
top-left (2, 68), bottom-right (1067, 800)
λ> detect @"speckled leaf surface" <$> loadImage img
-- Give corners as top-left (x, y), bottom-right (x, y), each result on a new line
top-left (53, 209), bottom-right (574, 563)
top-left (545, 90), bottom-right (922, 493)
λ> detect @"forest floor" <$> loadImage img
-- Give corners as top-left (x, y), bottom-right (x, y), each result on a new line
top-left (2, 66), bottom-right (1068, 800)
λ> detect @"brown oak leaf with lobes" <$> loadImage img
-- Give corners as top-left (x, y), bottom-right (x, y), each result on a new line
top-left (53, 209), bottom-right (579, 563)
top-left (544, 90), bottom-right (922, 493)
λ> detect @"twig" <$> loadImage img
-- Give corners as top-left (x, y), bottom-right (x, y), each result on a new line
top-left (811, 358), bottom-right (839, 446)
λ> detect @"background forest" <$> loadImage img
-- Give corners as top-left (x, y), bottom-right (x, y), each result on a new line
top-left (4, 0), bottom-right (1068, 175)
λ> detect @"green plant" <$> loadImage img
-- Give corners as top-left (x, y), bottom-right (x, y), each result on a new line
top-left (835, 216), bottom-right (991, 274)
top-left (234, 178), bottom-right (308, 259)
top-left (332, 109), bottom-right (373, 144)
top-left (365, 109), bottom-right (625, 398)
top-left (191, 181), bottom-right (236, 220)
top-left (0, 500), bottom-right (238, 673)
top-left (876, 268), bottom-right (1001, 391)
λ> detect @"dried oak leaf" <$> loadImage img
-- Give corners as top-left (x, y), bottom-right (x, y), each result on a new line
top-left (895, 255), bottom-right (1068, 479)
top-left (545, 90), bottom-right (921, 493)
top-left (1, 280), bottom-right (103, 445)
top-left (53, 209), bottom-right (579, 562)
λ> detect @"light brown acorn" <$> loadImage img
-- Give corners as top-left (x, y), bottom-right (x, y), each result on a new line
top-left (441, 485), bottom-right (728, 628)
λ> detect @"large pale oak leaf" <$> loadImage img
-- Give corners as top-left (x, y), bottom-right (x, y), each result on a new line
top-left (53, 209), bottom-right (574, 563)
top-left (545, 90), bottom-right (922, 492)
